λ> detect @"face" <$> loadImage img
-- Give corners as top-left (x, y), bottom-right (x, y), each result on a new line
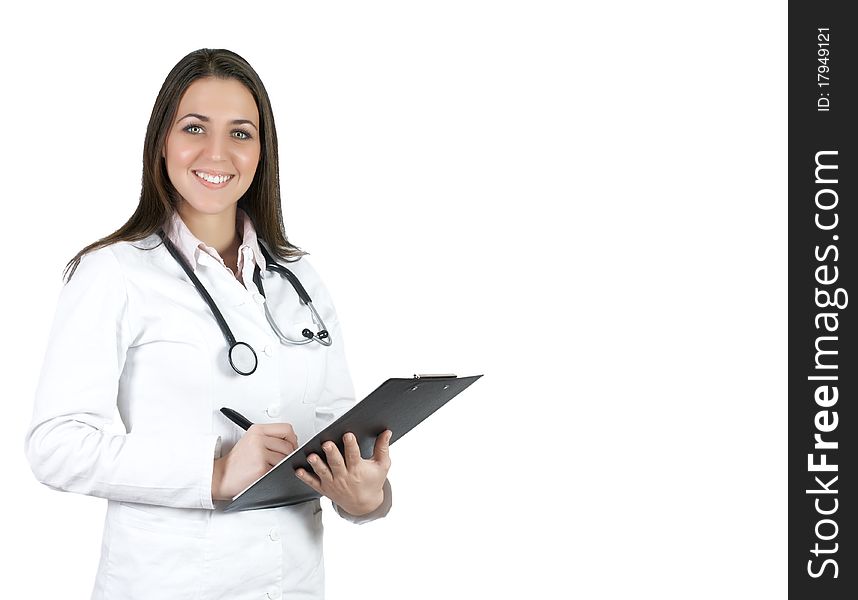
top-left (162, 77), bottom-right (261, 219)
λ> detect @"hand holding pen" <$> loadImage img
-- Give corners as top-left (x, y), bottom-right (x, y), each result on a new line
top-left (211, 407), bottom-right (299, 501)
top-left (218, 407), bottom-right (392, 516)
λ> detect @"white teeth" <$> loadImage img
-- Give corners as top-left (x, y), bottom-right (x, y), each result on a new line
top-left (195, 171), bottom-right (233, 184)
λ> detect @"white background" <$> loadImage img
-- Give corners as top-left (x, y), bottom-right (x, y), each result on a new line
top-left (3, 1), bottom-right (786, 598)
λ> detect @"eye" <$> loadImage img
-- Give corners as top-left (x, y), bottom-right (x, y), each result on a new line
top-left (182, 124), bottom-right (253, 140)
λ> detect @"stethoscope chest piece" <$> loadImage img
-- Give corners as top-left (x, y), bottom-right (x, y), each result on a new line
top-left (228, 341), bottom-right (258, 376)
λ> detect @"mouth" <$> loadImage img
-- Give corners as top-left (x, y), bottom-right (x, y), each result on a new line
top-left (193, 170), bottom-right (234, 189)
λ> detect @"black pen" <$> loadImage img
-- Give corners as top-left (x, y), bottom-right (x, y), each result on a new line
top-left (220, 407), bottom-right (253, 430)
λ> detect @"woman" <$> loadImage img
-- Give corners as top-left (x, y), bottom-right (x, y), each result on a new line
top-left (24, 48), bottom-right (392, 599)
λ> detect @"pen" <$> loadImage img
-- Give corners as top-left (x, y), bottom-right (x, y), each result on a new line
top-left (220, 407), bottom-right (253, 430)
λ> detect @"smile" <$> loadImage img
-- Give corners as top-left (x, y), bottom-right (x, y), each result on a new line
top-left (193, 170), bottom-right (234, 185)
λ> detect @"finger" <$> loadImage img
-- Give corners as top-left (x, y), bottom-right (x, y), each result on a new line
top-left (265, 449), bottom-right (286, 467)
top-left (295, 468), bottom-right (322, 493)
top-left (263, 436), bottom-right (296, 456)
top-left (372, 430), bottom-right (393, 465)
top-left (307, 453), bottom-right (333, 482)
top-left (343, 432), bottom-right (362, 469)
top-left (321, 442), bottom-right (348, 479)
top-left (259, 423), bottom-right (298, 449)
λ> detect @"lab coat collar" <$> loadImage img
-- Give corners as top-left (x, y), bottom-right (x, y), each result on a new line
top-left (164, 208), bottom-right (268, 277)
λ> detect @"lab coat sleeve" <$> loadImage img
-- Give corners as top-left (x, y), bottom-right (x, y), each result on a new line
top-left (312, 291), bottom-right (392, 524)
top-left (23, 246), bottom-right (221, 510)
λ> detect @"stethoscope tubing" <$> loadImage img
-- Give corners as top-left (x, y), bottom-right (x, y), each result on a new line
top-left (158, 229), bottom-right (239, 347)
top-left (254, 241), bottom-right (331, 346)
top-left (156, 229), bottom-right (330, 376)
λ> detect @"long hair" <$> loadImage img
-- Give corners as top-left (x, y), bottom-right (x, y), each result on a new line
top-left (63, 48), bottom-right (306, 283)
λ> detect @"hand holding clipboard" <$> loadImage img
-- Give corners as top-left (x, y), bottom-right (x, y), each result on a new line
top-left (220, 407), bottom-right (393, 517)
top-left (220, 374), bottom-right (482, 512)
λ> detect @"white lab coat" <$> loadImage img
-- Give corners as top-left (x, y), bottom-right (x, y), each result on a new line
top-left (24, 231), bottom-right (391, 600)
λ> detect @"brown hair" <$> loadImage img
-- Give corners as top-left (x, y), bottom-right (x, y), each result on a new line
top-left (63, 48), bottom-right (306, 283)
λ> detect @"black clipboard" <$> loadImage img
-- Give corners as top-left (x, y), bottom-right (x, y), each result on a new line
top-left (223, 374), bottom-right (482, 512)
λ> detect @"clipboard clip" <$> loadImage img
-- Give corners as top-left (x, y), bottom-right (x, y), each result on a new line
top-left (413, 373), bottom-right (457, 379)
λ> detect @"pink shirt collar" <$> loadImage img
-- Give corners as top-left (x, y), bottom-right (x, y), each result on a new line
top-left (164, 208), bottom-right (268, 280)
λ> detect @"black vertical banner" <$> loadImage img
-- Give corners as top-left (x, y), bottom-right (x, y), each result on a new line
top-left (789, 3), bottom-right (857, 597)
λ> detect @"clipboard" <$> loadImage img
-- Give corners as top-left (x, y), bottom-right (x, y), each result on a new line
top-left (223, 373), bottom-right (483, 512)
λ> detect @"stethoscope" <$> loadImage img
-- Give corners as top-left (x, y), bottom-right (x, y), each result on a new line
top-left (157, 229), bottom-right (331, 376)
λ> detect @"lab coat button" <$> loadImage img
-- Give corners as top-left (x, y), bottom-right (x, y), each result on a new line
top-left (264, 344), bottom-right (274, 357)
top-left (266, 405), bottom-right (281, 418)
top-left (267, 587), bottom-right (281, 599)
top-left (253, 292), bottom-right (265, 304)
top-left (269, 527), bottom-right (281, 541)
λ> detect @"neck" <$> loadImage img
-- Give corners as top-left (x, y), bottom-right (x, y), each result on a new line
top-left (177, 203), bottom-right (240, 257)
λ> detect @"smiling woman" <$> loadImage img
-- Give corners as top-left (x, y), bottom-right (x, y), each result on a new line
top-left (60, 48), bottom-right (306, 282)
top-left (23, 48), bottom-right (393, 600)
top-left (162, 77), bottom-right (263, 273)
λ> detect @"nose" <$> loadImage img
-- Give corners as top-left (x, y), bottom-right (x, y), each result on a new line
top-left (205, 131), bottom-right (226, 161)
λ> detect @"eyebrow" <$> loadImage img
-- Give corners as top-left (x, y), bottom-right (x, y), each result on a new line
top-left (176, 113), bottom-right (258, 131)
